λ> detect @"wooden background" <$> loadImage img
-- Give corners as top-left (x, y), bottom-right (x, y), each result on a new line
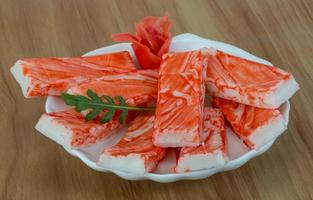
top-left (1, 0), bottom-right (313, 199)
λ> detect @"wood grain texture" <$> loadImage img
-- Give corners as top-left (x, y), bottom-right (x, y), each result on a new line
top-left (0, 0), bottom-right (313, 199)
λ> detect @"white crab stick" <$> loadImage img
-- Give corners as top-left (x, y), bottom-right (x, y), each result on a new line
top-left (153, 49), bottom-right (209, 147)
top-left (206, 49), bottom-right (299, 109)
top-left (98, 113), bottom-right (166, 174)
top-left (175, 108), bottom-right (228, 172)
top-left (35, 109), bottom-right (122, 149)
top-left (213, 97), bottom-right (287, 149)
top-left (10, 51), bottom-right (135, 97)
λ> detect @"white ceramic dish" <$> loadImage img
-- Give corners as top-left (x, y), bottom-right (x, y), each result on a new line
top-left (44, 33), bottom-right (290, 182)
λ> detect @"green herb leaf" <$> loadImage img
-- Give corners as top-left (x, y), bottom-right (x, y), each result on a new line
top-left (102, 95), bottom-right (114, 104)
top-left (101, 109), bottom-right (115, 123)
top-left (61, 90), bottom-right (155, 124)
top-left (85, 108), bottom-right (101, 121)
top-left (115, 96), bottom-right (128, 123)
top-left (87, 89), bottom-right (101, 102)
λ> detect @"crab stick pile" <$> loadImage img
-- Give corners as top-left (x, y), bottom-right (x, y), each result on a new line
top-left (10, 14), bottom-right (299, 174)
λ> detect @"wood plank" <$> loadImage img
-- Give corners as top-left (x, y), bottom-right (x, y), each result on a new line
top-left (0, 0), bottom-right (312, 199)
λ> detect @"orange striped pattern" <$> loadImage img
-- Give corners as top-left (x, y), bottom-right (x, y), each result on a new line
top-left (17, 51), bottom-right (135, 97)
top-left (153, 50), bottom-right (208, 147)
top-left (68, 70), bottom-right (158, 107)
top-left (103, 113), bottom-right (166, 172)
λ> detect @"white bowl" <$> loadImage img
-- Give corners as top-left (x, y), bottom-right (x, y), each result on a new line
top-left (45, 33), bottom-right (290, 182)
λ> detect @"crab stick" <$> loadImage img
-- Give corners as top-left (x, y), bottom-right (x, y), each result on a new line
top-left (175, 108), bottom-right (228, 172)
top-left (98, 113), bottom-right (166, 174)
top-left (67, 70), bottom-right (158, 107)
top-left (206, 49), bottom-right (299, 109)
top-left (213, 97), bottom-right (286, 149)
top-left (153, 49), bottom-right (209, 147)
top-left (11, 51), bottom-right (136, 97)
top-left (35, 109), bottom-right (123, 149)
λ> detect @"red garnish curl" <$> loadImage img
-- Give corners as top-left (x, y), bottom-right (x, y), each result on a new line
top-left (112, 15), bottom-right (172, 69)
